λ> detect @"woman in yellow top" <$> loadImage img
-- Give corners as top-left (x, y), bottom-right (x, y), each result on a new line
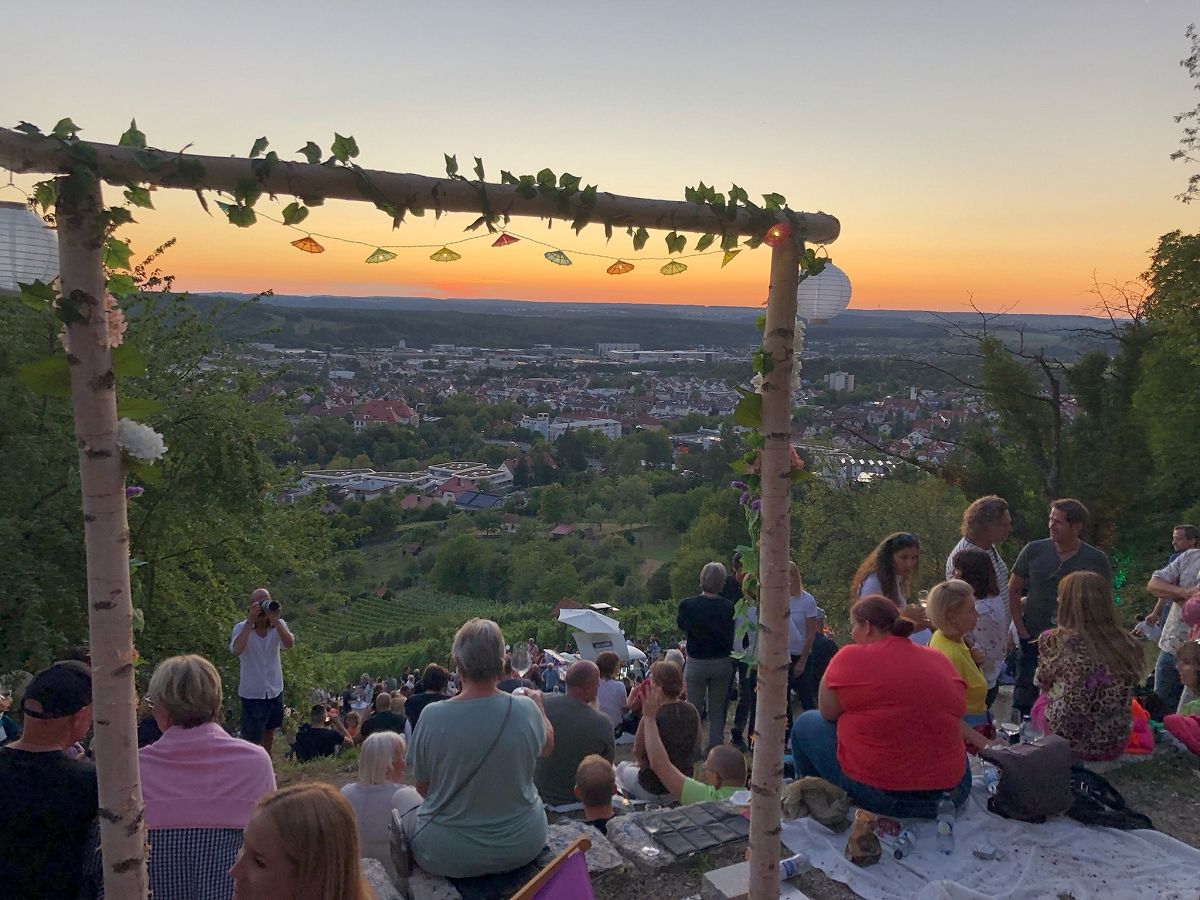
top-left (928, 579), bottom-right (995, 751)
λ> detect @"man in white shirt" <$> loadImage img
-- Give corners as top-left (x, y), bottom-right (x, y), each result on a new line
top-left (229, 587), bottom-right (295, 754)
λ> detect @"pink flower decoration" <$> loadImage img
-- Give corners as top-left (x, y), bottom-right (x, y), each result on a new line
top-left (102, 294), bottom-right (127, 349)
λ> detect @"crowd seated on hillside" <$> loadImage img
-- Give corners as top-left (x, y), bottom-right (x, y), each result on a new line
top-left (6, 495), bottom-right (1200, 898)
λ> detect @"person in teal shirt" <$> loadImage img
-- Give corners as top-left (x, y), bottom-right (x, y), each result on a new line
top-left (640, 682), bottom-right (745, 804)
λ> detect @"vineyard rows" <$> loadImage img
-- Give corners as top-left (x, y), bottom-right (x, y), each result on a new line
top-left (296, 590), bottom-right (480, 650)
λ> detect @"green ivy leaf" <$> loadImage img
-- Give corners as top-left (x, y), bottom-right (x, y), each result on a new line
top-left (696, 233), bottom-right (716, 253)
top-left (124, 184), bottom-right (154, 209)
top-left (632, 227), bottom-right (649, 251)
top-left (225, 205), bottom-right (257, 228)
top-left (665, 231), bottom-right (686, 254)
top-left (125, 458), bottom-right (162, 483)
top-left (720, 234), bottom-right (738, 252)
top-left (132, 149), bottom-right (163, 171)
top-left (751, 347), bottom-right (775, 375)
top-left (515, 176), bottom-right (537, 200)
top-left (604, 223), bottom-right (613, 242)
top-left (473, 157), bottom-right (485, 181)
top-left (233, 178), bottom-right (262, 207)
top-left (117, 397), bottom-right (163, 419)
top-left (249, 136), bottom-right (269, 158)
top-left (444, 153), bottom-right (459, 178)
top-left (500, 171), bottom-right (518, 185)
top-left (536, 168), bottom-right (557, 188)
top-left (559, 173), bottom-right (581, 194)
top-left (15, 121), bottom-right (42, 136)
top-left (754, 313), bottom-right (767, 330)
top-left (33, 181), bottom-right (56, 213)
top-left (176, 157), bottom-right (206, 185)
top-left (729, 184), bottom-right (748, 206)
top-left (743, 235), bottom-right (763, 249)
top-left (330, 133), bottom-right (359, 162)
top-left (103, 238), bottom-right (134, 271)
top-left (297, 142), bottom-right (322, 165)
top-left (732, 392), bottom-right (763, 429)
top-left (762, 192), bottom-right (786, 210)
top-left (251, 151), bottom-right (278, 181)
top-left (105, 207), bottom-right (135, 228)
top-left (118, 119), bottom-right (146, 149)
top-left (19, 354), bottom-right (72, 398)
top-left (51, 118), bottom-right (81, 140)
top-left (106, 273), bottom-right (137, 300)
top-left (281, 202), bottom-right (309, 226)
top-left (17, 280), bottom-right (57, 311)
top-left (55, 291), bottom-right (88, 326)
top-left (111, 344), bottom-right (146, 378)
top-left (298, 194), bottom-right (325, 207)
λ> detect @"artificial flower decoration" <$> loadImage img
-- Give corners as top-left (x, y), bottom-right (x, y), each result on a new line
top-left (544, 250), bottom-right (572, 266)
top-left (290, 236), bottom-right (325, 254)
top-left (721, 249), bottom-right (742, 268)
top-left (492, 233), bottom-right (520, 247)
top-left (607, 260), bottom-right (634, 275)
top-left (102, 293), bottom-right (127, 349)
top-left (659, 261), bottom-right (688, 276)
top-left (430, 247), bottom-right (462, 262)
top-left (762, 222), bottom-right (792, 248)
top-left (365, 248), bottom-right (397, 264)
top-left (116, 418), bottom-right (168, 465)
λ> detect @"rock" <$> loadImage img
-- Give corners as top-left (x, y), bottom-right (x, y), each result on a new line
top-left (540, 820), bottom-right (628, 878)
top-left (408, 867), bottom-right (462, 900)
top-left (361, 858), bottom-right (402, 900)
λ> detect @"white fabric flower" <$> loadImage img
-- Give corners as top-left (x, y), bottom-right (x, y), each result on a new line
top-left (117, 418), bottom-right (167, 464)
top-left (751, 373), bottom-right (765, 394)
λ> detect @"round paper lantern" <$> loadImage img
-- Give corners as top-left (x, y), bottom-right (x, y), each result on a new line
top-left (796, 263), bottom-right (851, 324)
top-left (0, 200), bottom-right (58, 293)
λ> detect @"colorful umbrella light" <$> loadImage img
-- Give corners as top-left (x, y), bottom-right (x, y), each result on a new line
top-left (721, 249), bottom-right (742, 268)
top-left (492, 232), bottom-right (520, 247)
top-left (290, 236), bottom-right (325, 254)
top-left (364, 247), bottom-right (397, 264)
top-left (607, 260), bottom-right (634, 275)
top-left (544, 250), bottom-right (572, 266)
top-left (430, 246), bottom-right (461, 262)
top-left (660, 260), bottom-right (688, 276)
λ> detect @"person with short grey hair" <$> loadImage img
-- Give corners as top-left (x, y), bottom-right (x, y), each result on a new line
top-left (405, 618), bottom-right (555, 878)
top-left (677, 562), bottom-right (736, 750)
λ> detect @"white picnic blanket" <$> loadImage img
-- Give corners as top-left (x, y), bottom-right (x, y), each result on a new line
top-left (781, 773), bottom-right (1200, 900)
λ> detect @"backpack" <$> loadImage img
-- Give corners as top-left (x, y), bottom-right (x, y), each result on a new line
top-left (1067, 764), bottom-right (1154, 831)
top-left (980, 734), bottom-right (1072, 823)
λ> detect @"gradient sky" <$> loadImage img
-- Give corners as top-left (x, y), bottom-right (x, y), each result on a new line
top-left (5, 1), bottom-right (1198, 313)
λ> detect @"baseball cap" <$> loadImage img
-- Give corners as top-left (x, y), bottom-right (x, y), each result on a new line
top-left (21, 660), bottom-right (93, 719)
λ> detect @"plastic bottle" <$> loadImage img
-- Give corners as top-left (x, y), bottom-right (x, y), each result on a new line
top-left (892, 830), bottom-right (916, 860)
top-left (1019, 714), bottom-right (1034, 744)
top-left (779, 852), bottom-right (810, 881)
top-left (982, 764), bottom-right (1000, 796)
top-left (935, 792), bottom-right (956, 855)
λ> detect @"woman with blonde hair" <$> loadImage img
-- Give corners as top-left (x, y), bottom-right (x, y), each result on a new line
top-left (341, 731), bottom-right (421, 881)
top-left (927, 580), bottom-right (999, 751)
top-left (230, 782), bottom-right (371, 900)
top-left (1036, 571), bottom-right (1144, 760)
top-left (138, 654), bottom-right (276, 899)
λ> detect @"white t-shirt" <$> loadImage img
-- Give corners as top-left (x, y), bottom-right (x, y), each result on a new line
top-left (787, 592), bottom-right (821, 655)
top-left (229, 620), bottom-right (288, 700)
top-left (597, 678), bottom-right (627, 726)
top-left (341, 782), bottom-right (421, 881)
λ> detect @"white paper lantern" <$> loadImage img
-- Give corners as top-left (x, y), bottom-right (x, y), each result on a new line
top-left (0, 200), bottom-right (58, 293)
top-left (796, 262), bottom-right (851, 324)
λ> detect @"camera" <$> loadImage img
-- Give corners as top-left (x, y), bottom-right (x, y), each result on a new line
top-left (266, 600), bottom-right (281, 612)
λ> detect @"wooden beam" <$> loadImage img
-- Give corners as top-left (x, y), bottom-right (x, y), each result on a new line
top-left (747, 239), bottom-right (801, 900)
top-left (0, 129), bottom-right (840, 242)
top-left (57, 172), bottom-right (148, 897)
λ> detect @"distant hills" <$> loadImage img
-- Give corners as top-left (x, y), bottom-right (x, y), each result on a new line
top-left (200, 292), bottom-right (1115, 354)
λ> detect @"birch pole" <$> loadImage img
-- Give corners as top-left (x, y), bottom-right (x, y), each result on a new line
top-left (57, 173), bottom-right (148, 898)
top-left (747, 239), bottom-right (801, 900)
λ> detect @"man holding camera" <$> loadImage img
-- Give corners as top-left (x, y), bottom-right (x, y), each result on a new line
top-left (230, 587), bottom-right (295, 754)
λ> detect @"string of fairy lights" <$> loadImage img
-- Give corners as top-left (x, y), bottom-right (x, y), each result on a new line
top-left (254, 207), bottom-right (798, 276)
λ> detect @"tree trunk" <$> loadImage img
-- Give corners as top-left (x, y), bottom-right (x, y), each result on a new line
top-left (57, 174), bottom-right (148, 898)
top-left (748, 240), bottom-right (801, 899)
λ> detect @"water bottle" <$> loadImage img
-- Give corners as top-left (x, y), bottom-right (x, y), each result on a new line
top-left (892, 830), bottom-right (916, 860)
top-left (982, 764), bottom-right (1000, 796)
top-left (779, 852), bottom-right (810, 881)
top-left (1019, 714), bottom-right (1034, 744)
top-left (935, 792), bottom-right (956, 855)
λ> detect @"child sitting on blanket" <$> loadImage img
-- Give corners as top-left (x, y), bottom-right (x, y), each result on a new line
top-left (1164, 641), bottom-right (1200, 756)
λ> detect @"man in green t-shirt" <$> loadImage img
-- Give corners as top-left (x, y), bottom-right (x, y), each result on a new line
top-left (640, 683), bottom-right (745, 805)
top-left (1008, 498), bottom-right (1112, 718)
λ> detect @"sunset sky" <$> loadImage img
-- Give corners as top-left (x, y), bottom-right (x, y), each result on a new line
top-left (6, 1), bottom-right (1198, 314)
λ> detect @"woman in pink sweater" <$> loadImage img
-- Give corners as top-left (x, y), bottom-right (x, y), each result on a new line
top-left (139, 655), bottom-right (276, 899)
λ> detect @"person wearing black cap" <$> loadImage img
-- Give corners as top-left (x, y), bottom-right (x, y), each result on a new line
top-left (0, 660), bottom-right (98, 900)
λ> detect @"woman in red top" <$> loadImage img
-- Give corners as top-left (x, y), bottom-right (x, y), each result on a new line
top-left (790, 596), bottom-right (973, 818)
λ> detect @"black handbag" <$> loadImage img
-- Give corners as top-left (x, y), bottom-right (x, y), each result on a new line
top-left (980, 734), bottom-right (1072, 823)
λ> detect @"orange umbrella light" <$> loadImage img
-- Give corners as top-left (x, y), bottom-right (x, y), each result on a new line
top-left (660, 261), bottom-right (688, 276)
top-left (365, 248), bottom-right (397, 264)
top-left (290, 236), bottom-right (325, 254)
top-left (762, 222), bottom-right (792, 248)
top-left (721, 249), bottom-right (742, 268)
top-left (607, 260), bottom-right (634, 275)
top-left (492, 233), bottom-right (520, 247)
top-left (544, 250), bottom-right (572, 266)
top-left (430, 246), bottom-right (462, 262)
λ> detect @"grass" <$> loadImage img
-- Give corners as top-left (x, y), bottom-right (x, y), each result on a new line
top-left (1105, 749), bottom-right (1200, 848)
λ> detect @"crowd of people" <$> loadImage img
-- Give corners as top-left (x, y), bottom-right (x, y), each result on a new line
top-left (1, 494), bottom-right (1198, 898)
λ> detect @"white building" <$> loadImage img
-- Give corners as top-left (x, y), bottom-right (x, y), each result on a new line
top-left (824, 371), bottom-right (855, 392)
top-left (520, 412), bottom-right (621, 442)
